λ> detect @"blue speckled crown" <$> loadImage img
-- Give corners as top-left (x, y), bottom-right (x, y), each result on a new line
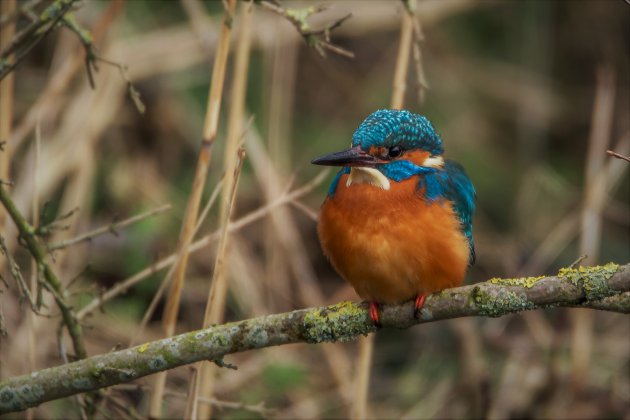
top-left (351, 109), bottom-right (444, 156)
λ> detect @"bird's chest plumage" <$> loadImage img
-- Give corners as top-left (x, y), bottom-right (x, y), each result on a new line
top-left (318, 174), bottom-right (469, 303)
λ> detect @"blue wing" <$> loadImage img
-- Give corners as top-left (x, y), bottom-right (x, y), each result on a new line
top-left (419, 160), bottom-right (476, 265)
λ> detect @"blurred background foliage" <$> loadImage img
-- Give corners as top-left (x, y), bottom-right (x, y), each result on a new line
top-left (1, 0), bottom-right (629, 418)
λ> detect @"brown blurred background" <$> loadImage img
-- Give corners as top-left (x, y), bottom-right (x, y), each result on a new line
top-left (1, 0), bottom-right (629, 418)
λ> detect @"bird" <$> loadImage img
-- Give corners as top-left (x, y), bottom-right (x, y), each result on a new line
top-left (312, 109), bottom-right (475, 324)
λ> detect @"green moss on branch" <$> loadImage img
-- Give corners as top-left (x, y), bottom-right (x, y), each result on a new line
top-left (0, 263), bottom-right (628, 413)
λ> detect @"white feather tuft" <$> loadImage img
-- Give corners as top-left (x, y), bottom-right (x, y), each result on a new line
top-left (346, 167), bottom-right (391, 190)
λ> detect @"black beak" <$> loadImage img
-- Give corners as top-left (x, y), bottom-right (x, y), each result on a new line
top-left (311, 146), bottom-right (382, 167)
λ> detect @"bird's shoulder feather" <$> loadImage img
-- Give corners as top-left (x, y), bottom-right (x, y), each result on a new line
top-left (418, 160), bottom-right (476, 265)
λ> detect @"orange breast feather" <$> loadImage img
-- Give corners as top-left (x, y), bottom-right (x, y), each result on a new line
top-left (318, 174), bottom-right (469, 303)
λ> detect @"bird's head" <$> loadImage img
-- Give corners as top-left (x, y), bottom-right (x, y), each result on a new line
top-left (311, 109), bottom-right (445, 190)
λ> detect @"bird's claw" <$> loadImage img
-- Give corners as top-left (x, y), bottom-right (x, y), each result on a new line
top-left (414, 294), bottom-right (426, 319)
top-left (369, 302), bottom-right (381, 327)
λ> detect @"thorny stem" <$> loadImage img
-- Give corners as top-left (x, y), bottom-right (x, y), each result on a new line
top-left (0, 263), bottom-right (627, 413)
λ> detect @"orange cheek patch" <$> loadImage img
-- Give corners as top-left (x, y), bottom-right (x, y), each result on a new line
top-left (368, 146), bottom-right (388, 158)
top-left (404, 150), bottom-right (430, 166)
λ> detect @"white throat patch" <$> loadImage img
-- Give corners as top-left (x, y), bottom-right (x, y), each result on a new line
top-left (422, 156), bottom-right (444, 168)
top-left (346, 167), bottom-right (391, 190)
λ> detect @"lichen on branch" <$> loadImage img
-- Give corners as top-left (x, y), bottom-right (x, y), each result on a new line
top-left (0, 263), bottom-right (628, 413)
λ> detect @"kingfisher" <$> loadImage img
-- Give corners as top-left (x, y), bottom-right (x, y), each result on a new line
top-left (312, 109), bottom-right (475, 324)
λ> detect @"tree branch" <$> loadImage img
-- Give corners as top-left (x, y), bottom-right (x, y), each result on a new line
top-left (0, 184), bottom-right (87, 360)
top-left (0, 0), bottom-right (80, 82)
top-left (257, 0), bottom-right (354, 58)
top-left (0, 263), bottom-right (628, 413)
top-left (606, 149), bottom-right (630, 163)
top-left (47, 203), bottom-right (171, 251)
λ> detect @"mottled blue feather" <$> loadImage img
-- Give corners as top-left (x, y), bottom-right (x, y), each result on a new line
top-left (352, 109), bottom-right (443, 155)
top-left (419, 160), bottom-right (476, 265)
top-left (379, 160), bottom-right (436, 181)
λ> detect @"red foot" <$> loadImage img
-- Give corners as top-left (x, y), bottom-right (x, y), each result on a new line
top-left (369, 302), bottom-right (381, 326)
top-left (414, 294), bottom-right (426, 317)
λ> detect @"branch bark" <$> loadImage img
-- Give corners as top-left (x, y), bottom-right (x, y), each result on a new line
top-left (0, 263), bottom-right (628, 413)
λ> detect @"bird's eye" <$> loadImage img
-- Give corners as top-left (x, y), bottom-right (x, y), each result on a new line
top-left (388, 146), bottom-right (402, 158)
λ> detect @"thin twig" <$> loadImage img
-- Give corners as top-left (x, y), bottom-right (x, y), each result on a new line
top-left (0, 0), bottom-right (17, 248)
top-left (47, 203), bottom-right (171, 251)
top-left (0, 236), bottom-right (39, 312)
top-left (573, 64), bottom-right (616, 391)
top-left (180, 0), bottom-right (214, 50)
top-left (0, 292), bottom-right (6, 336)
top-left (132, 178), bottom-right (225, 344)
top-left (569, 254), bottom-right (588, 269)
top-left (195, 147), bottom-right (247, 417)
top-left (91, 55), bottom-right (145, 114)
top-left (0, 270), bottom-right (8, 290)
top-left (0, 0), bottom-right (43, 27)
top-left (27, 116), bottom-right (43, 412)
top-left (245, 123), bottom-right (355, 407)
top-left (0, 183), bottom-right (87, 359)
top-left (3, 0), bottom-right (142, 115)
top-left (289, 200), bottom-right (319, 222)
top-left (58, 12), bottom-right (98, 87)
top-left (194, 2), bottom-right (254, 416)
top-left (103, 395), bottom-right (143, 420)
top-left (403, 0), bottom-right (430, 104)
top-left (1, 263), bottom-right (628, 414)
top-left (35, 206), bottom-right (79, 238)
top-left (389, 3), bottom-right (413, 111)
top-left (606, 149), bottom-right (630, 163)
top-left (258, 0), bottom-right (354, 58)
top-left (150, 0), bottom-right (237, 415)
top-left (519, 133), bottom-right (629, 275)
top-left (0, 0), bottom-right (76, 58)
top-left (75, 170), bottom-right (329, 320)
top-left (112, 384), bottom-right (276, 417)
top-left (0, 0), bottom-right (79, 81)
top-left (9, 0), bottom-right (126, 152)
top-left (44, 8), bottom-right (145, 113)
top-left (198, 396), bottom-right (274, 418)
